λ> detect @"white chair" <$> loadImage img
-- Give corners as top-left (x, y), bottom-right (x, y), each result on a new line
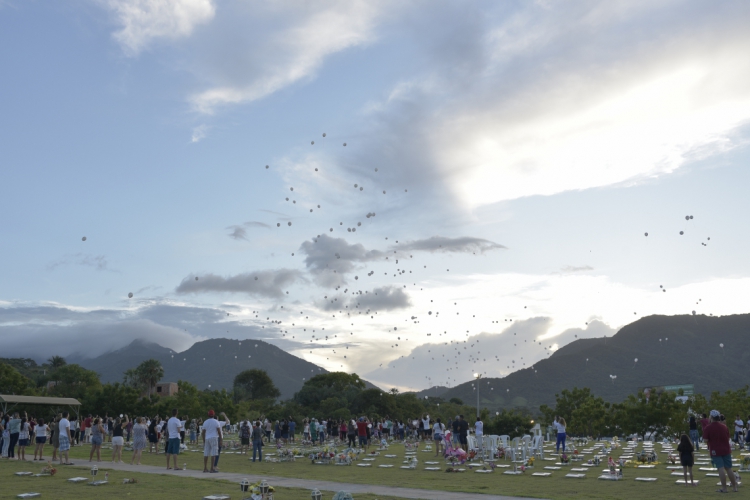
top-left (467, 435), bottom-right (478, 451)
top-left (529, 435), bottom-right (544, 459)
top-left (498, 435), bottom-right (510, 460)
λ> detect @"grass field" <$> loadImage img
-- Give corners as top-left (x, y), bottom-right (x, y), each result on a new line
top-left (0, 459), bottom-right (410, 500)
top-left (2, 438), bottom-right (746, 500)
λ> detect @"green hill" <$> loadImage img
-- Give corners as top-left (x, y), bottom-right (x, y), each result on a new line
top-left (440, 313), bottom-right (749, 411)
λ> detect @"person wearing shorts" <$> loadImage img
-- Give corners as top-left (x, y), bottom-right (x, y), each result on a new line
top-left (703, 410), bottom-right (738, 493)
top-left (166, 409), bottom-right (183, 470)
top-left (33, 418), bottom-right (48, 461)
top-left (57, 412), bottom-right (73, 465)
top-left (457, 415), bottom-right (469, 450)
top-left (201, 410), bottom-right (222, 473)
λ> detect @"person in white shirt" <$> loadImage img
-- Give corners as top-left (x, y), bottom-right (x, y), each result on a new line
top-left (33, 418), bottom-right (49, 461)
top-left (165, 409), bottom-right (183, 470)
top-left (734, 416), bottom-right (744, 444)
top-left (433, 418), bottom-right (444, 457)
top-left (201, 410), bottom-right (222, 473)
top-left (58, 412), bottom-right (73, 465)
top-left (422, 415), bottom-right (431, 441)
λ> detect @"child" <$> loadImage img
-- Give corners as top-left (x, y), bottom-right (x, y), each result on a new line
top-left (677, 433), bottom-right (696, 487)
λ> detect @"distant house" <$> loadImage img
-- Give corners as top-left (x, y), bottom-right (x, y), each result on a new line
top-left (154, 382), bottom-right (178, 396)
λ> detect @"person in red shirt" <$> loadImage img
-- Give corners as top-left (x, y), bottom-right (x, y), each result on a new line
top-left (703, 410), bottom-right (738, 493)
top-left (83, 415), bottom-right (92, 444)
top-left (356, 417), bottom-right (369, 452)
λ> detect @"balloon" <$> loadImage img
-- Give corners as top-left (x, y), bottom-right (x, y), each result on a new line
top-left (288, 222), bottom-right (292, 226)
top-left (343, 143), bottom-right (347, 146)
top-left (265, 165), bottom-right (269, 169)
top-left (128, 292), bottom-right (133, 298)
top-left (82, 236), bottom-right (87, 241)
top-left (680, 231), bottom-right (684, 235)
top-left (322, 133), bottom-right (326, 137)
top-left (719, 343), bottom-right (724, 348)
top-left (644, 232), bottom-right (648, 237)
top-left (311, 141), bottom-right (314, 145)
top-left (634, 358), bottom-right (638, 362)
top-left (195, 277), bottom-right (199, 280)
top-left (277, 223), bottom-right (280, 227)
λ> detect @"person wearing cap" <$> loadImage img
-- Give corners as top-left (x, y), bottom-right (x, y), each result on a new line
top-left (703, 410), bottom-right (738, 493)
top-left (201, 410), bottom-right (222, 473)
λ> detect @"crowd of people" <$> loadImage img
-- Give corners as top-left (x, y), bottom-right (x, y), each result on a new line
top-left (1, 407), bottom-right (746, 492)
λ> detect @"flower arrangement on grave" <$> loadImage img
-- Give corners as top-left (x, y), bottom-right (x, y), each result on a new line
top-left (292, 448), bottom-right (301, 456)
top-left (336, 453), bottom-right (352, 465)
top-left (526, 457), bottom-right (535, 467)
top-left (41, 461), bottom-right (57, 476)
top-left (332, 492), bottom-right (353, 500)
top-left (496, 447), bottom-right (505, 459)
top-left (368, 450), bottom-right (380, 456)
top-left (279, 448), bottom-right (296, 461)
top-left (560, 453), bottom-right (569, 464)
top-left (608, 456), bottom-right (616, 475)
top-left (248, 480), bottom-right (275, 496)
top-left (379, 438), bottom-right (389, 449)
top-left (467, 450), bottom-right (477, 460)
top-left (445, 467), bottom-right (464, 473)
top-left (667, 453), bottom-right (677, 464)
top-left (122, 478), bottom-right (138, 484)
top-left (741, 456), bottom-right (750, 471)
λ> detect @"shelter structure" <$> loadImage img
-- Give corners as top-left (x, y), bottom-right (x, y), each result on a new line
top-left (0, 394), bottom-right (82, 418)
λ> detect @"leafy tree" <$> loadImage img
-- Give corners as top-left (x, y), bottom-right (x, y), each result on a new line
top-left (540, 387), bottom-right (599, 427)
top-left (84, 383), bottom-right (140, 416)
top-left (0, 363), bottom-right (33, 395)
top-left (449, 397), bottom-right (464, 405)
top-left (616, 391), bottom-right (686, 440)
top-left (47, 356), bottom-right (67, 370)
top-left (47, 364), bottom-right (101, 401)
top-left (233, 369), bottom-right (280, 402)
top-left (135, 359), bottom-right (164, 398)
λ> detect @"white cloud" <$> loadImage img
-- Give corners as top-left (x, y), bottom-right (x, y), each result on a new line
top-left (107, 0), bottom-right (216, 56)
top-left (189, 1), bottom-right (382, 114)
top-left (345, 2), bottom-right (750, 209)
top-left (190, 123), bottom-right (208, 142)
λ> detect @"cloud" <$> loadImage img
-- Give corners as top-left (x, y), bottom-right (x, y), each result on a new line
top-left (560, 265), bottom-right (594, 274)
top-left (106, 0), bottom-right (216, 56)
top-left (299, 234), bottom-right (385, 287)
top-left (393, 236), bottom-right (505, 254)
top-left (191, 124), bottom-right (208, 142)
top-left (188, 1), bottom-right (383, 113)
top-left (47, 253), bottom-right (113, 272)
top-left (333, 1), bottom-right (750, 208)
top-left (175, 269), bottom-right (303, 298)
top-left (319, 286), bottom-right (411, 313)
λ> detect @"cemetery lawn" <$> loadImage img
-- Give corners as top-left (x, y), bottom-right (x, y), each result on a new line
top-left (11, 442), bottom-right (745, 500)
top-left (0, 458), bottom-right (409, 500)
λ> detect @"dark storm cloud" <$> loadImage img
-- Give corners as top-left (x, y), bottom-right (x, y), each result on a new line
top-left (175, 270), bottom-right (303, 298)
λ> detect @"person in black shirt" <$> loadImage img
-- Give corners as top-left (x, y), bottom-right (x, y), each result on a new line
top-left (457, 415), bottom-right (469, 450)
top-left (451, 417), bottom-right (460, 447)
top-left (677, 433), bottom-right (695, 487)
top-left (688, 415), bottom-right (699, 450)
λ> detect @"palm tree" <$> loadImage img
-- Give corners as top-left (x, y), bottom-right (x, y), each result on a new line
top-left (47, 356), bottom-right (67, 370)
top-left (136, 359), bottom-right (164, 398)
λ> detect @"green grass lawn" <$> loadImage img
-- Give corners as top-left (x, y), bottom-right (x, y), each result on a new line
top-left (5, 439), bottom-right (746, 500)
top-left (0, 458), bottom-right (409, 500)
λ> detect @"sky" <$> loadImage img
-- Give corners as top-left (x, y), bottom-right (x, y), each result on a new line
top-left (2, 0), bottom-right (750, 392)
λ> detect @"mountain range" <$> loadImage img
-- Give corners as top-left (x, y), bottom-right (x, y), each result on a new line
top-left (70, 338), bottom-right (332, 400)
top-left (432, 313), bottom-right (749, 411)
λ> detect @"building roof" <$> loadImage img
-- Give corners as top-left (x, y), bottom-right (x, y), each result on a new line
top-left (0, 394), bottom-right (81, 406)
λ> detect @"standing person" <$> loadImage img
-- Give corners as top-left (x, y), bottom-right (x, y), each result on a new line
top-left (201, 410), bottom-right (222, 473)
top-left (49, 415), bottom-right (59, 461)
top-left (451, 417), bottom-right (460, 447)
top-left (83, 414), bottom-right (92, 444)
top-left (310, 419), bottom-right (318, 445)
top-left (189, 419), bottom-right (197, 445)
top-left (88, 417), bottom-right (104, 462)
top-left (356, 417), bottom-right (369, 452)
top-left (213, 412), bottom-right (230, 471)
top-left (165, 409), bottom-right (182, 470)
top-left (288, 417), bottom-right (296, 443)
top-left (475, 416), bottom-right (484, 449)
top-left (433, 418), bottom-right (444, 457)
top-left (251, 420), bottom-right (264, 462)
top-left (111, 416), bottom-right (128, 463)
top-left (347, 420), bottom-right (357, 448)
top-left (1, 416), bottom-right (9, 458)
top-left (281, 419), bottom-right (289, 445)
top-left (58, 411), bottom-right (73, 465)
top-left (422, 414), bottom-right (431, 441)
top-left (677, 433), bottom-right (696, 487)
top-left (734, 415), bottom-right (744, 444)
top-left (147, 418), bottom-right (159, 454)
top-left (554, 417), bottom-right (567, 454)
top-left (303, 419), bottom-right (310, 442)
top-left (125, 417), bottom-right (133, 444)
top-left (239, 420), bottom-right (251, 455)
top-left (688, 415), bottom-right (700, 450)
top-left (7, 412), bottom-right (21, 459)
top-left (180, 415), bottom-right (187, 445)
top-left (264, 419), bottom-right (272, 443)
top-left (18, 417), bottom-right (30, 461)
top-left (339, 420), bottom-right (347, 442)
top-left (458, 415), bottom-right (469, 451)
top-left (33, 418), bottom-right (48, 461)
top-left (704, 409), bottom-right (739, 493)
top-left (318, 419), bottom-right (326, 444)
top-left (130, 417), bottom-right (148, 465)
